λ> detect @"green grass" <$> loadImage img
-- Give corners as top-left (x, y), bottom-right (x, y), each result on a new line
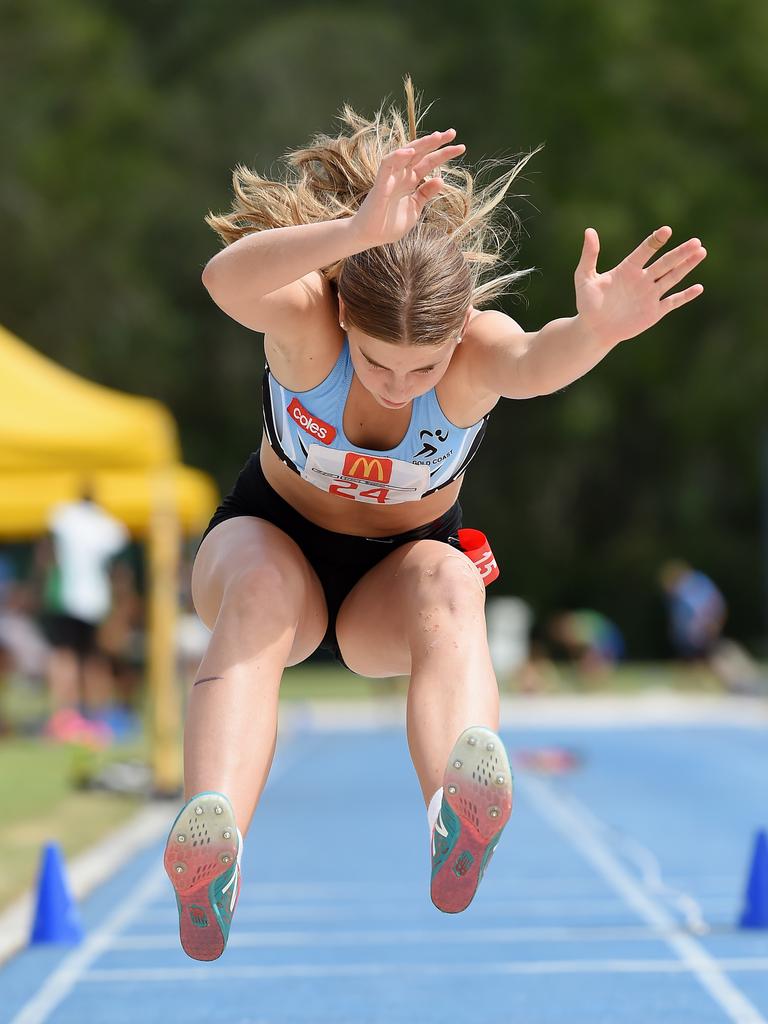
top-left (283, 661), bottom-right (731, 696)
top-left (0, 738), bottom-right (144, 913)
top-left (283, 659), bottom-right (737, 696)
top-left (280, 662), bottom-right (407, 699)
top-left (509, 660), bottom-right (727, 694)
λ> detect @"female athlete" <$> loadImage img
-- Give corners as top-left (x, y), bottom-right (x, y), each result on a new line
top-left (163, 78), bottom-right (707, 960)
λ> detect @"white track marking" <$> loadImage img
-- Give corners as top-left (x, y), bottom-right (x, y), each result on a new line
top-left (147, 876), bottom-right (734, 900)
top-left (136, 894), bottom-right (739, 924)
top-left (522, 776), bottom-right (768, 1024)
top-left (9, 735), bottom-right (318, 1024)
top-left (78, 958), bottom-right (768, 982)
top-left (106, 923), bottom-right (736, 948)
top-left (136, 902), bottom-right (640, 929)
top-left (0, 800), bottom-right (179, 967)
top-left (9, 869), bottom-right (166, 1024)
top-left (278, 693), bottom-right (768, 732)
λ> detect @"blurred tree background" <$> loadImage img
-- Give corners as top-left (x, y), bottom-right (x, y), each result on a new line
top-left (1, 0), bottom-right (765, 656)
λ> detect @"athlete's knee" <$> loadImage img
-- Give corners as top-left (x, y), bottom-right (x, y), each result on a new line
top-left (406, 545), bottom-right (486, 618)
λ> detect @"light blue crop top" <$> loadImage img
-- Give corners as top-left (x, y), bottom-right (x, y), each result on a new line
top-left (262, 337), bottom-right (489, 500)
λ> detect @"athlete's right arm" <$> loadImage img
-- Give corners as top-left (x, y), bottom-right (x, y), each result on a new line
top-left (201, 130), bottom-right (463, 336)
top-left (200, 218), bottom-right (370, 335)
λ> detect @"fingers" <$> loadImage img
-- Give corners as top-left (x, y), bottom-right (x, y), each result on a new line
top-left (660, 283), bottom-right (704, 314)
top-left (650, 238), bottom-right (706, 283)
top-left (385, 130), bottom-right (463, 174)
top-left (411, 143), bottom-right (465, 180)
top-left (575, 227), bottom-right (600, 279)
top-left (655, 245), bottom-right (707, 293)
top-left (624, 226), bottom-right (673, 268)
top-left (408, 128), bottom-right (459, 156)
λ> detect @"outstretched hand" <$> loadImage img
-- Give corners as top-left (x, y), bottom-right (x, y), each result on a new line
top-left (574, 226), bottom-right (707, 345)
top-left (352, 129), bottom-right (465, 247)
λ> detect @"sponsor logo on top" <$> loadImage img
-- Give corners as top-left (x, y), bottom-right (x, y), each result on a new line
top-left (287, 398), bottom-right (336, 444)
top-left (414, 427), bottom-right (450, 461)
top-left (342, 453), bottom-right (393, 483)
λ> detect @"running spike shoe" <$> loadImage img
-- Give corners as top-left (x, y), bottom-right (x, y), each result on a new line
top-left (430, 726), bottom-right (513, 914)
top-left (163, 791), bottom-right (241, 961)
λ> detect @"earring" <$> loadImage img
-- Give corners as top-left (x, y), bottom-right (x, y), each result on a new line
top-left (340, 321), bottom-right (346, 329)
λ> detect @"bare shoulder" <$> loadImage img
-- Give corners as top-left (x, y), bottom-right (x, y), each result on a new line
top-left (444, 308), bottom-right (527, 414)
top-left (464, 308), bottom-right (526, 352)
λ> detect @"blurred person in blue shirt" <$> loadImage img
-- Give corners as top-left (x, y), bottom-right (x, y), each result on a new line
top-left (659, 559), bottom-right (727, 660)
top-left (548, 609), bottom-right (625, 679)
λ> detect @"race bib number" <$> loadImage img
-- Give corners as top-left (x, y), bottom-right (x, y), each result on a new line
top-left (302, 445), bottom-right (430, 504)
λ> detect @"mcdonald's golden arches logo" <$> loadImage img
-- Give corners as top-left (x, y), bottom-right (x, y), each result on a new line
top-left (342, 453), bottom-right (393, 483)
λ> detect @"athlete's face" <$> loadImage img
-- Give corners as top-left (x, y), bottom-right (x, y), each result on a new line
top-left (349, 334), bottom-right (455, 408)
top-left (340, 303), bottom-right (470, 409)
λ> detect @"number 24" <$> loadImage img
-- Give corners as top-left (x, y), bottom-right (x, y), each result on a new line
top-left (329, 480), bottom-right (390, 504)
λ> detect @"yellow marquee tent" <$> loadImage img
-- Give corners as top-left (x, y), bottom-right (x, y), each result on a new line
top-left (0, 323), bottom-right (219, 794)
top-left (0, 466), bottom-right (218, 541)
top-left (0, 322), bottom-right (180, 472)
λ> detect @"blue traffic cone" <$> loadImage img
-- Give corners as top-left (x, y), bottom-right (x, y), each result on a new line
top-left (739, 829), bottom-right (768, 929)
top-left (30, 842), bottom-right (84, 945)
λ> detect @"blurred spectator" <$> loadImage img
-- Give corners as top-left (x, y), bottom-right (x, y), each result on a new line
top-left (659, 559), bottom-right (766, 693)
top-left (548, 609), bottom-right (625, 678)
top-left (0, 553), bottom-right (53, 733)
top-left (96, 559), bottom-right (145, 710)
top-left (658, 559), bottom-right (727, 660)
top-left (37, 483), bottom-right (129, 718)
top-left (0, 562), bottom-right (50, 681)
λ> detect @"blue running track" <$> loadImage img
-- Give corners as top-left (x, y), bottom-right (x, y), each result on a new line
top-left (4, 720), bottom-right (768, 1023)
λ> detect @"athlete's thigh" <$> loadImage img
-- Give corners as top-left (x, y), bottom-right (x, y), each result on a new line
top-left (191, 516), bottom-right (328, 667)
top-left (335, 539), bottom-right (482, 678)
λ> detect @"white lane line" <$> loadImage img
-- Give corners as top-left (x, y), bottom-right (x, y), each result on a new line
top-left (79, 958), bottom-right (768, 982)
top-left (179, 879), bottom-right (737, 901)
top-left (521, 776), bottom-right (768, 1024)
top-left (8, 869), bottom-right (166, 1024)
top-left (136, 897), bottom-right (633, 919)
top-left (240, 876), bottom-right (741, 892)
top-left (136, 895), bottom-right (739, 924)
top-left (0, 800), bottom-right (179, 967)
top-left (108, 924), bottom-right (722, 949)
top-left (9, 732), bottom-right (326, 1024)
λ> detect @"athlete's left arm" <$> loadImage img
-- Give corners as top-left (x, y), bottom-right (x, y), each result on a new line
top-left (471, 226), bottom-right (707, 399)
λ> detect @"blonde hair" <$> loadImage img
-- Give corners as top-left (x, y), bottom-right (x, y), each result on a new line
top-left (206, 76), bottom-right (538, 345)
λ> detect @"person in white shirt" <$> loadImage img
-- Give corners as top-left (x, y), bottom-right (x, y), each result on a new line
top-left (40, 484), bottom-right (129, 715)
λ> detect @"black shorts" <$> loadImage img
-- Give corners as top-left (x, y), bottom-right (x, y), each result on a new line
top-left (198, 453), bottom-right (463, 667)
top-left (41, 613), bottom-right (98, 657)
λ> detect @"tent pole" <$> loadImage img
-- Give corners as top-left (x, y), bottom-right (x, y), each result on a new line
top-left (147, 463), bottom-right (182, 797)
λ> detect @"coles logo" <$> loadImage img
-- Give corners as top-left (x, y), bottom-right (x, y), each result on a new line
top-left (342, 453), bottom-right (393, 483)
top-left (287, 398), bottom-right (336, 445)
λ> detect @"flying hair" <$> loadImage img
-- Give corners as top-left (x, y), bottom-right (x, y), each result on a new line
top-left (206, 76), bottom-right (540, 344)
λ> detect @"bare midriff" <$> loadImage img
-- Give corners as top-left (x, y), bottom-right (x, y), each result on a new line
top-left (259, 437), bottom-right (464, 537)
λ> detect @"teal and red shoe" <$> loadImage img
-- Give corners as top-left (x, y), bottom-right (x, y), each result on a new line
top-left (163, 791), bottom-right (241, 961)
top-left (430, 726), bottom-right (513, 914)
